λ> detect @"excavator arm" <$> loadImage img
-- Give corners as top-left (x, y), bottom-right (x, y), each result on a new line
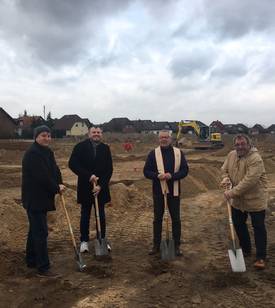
top-left (176, 120), bottom-right (223, 149)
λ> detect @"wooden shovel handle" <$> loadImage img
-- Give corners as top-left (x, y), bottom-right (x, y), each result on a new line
top-left (163, 183), bottom-right (169, 239)
top-left (226, 201), bottom-right (236, 241)
top-left (93, 182), bottom-right (102, 235)
top-left (60, 194), bottom-right (77, 249)
top-left (224, 183), bottom-right (237, 250)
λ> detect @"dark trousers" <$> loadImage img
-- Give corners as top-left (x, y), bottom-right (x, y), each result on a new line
top-left (80, 201), bottom-right (106, 242)
top-left (153, 194), bottom-right (181, 247)
top-left (231, 207), bottom-right (267, 260)
top-left (26, 210), bottom-right (50, 273)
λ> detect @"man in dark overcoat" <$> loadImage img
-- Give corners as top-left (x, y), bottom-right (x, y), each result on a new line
top-left (22, 125), bottom-right (65, 277)
top-left (69, 126), bottom-right (113, 253)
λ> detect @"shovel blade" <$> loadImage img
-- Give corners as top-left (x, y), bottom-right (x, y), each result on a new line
top-left (160, 239), bottom-right (175, 261)
top-left (76, 254), bottom-right (87, 272)
top-left (94, 238), bottom-right (109, 256)
top-left (228, 249), bottom-right (246, 272)
top-left (74, 248), bottom-right (87, 271)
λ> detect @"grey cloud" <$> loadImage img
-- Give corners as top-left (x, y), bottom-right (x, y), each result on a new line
top-left (140, 0), bottom-right (178, 17)
top-left (211, 59), bottom-right (248, 79)
top-left (204, 0), bottom-right (275, 39)
top-left (169, 49), bottom-right (216, 78)
top-left (256, 57), bottom-right (275, 84)
top-left (0, 0), bottom-right (131, 66)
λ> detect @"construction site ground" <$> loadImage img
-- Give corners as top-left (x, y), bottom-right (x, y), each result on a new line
top-left (1, 134), bottom-right (275, 307)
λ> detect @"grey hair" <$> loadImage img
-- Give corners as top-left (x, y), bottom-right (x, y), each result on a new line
top-left (159, 129), bottom-right (172, 137)
top-left (233, 134), bottom-right (252, 146)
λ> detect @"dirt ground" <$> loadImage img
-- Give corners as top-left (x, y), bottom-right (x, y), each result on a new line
top-left (1, 134), bottom-right (275, 307)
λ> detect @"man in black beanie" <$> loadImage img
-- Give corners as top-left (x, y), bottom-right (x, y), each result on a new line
top-left (33, 125), bottom-right (51, 139)
top-left (22, 125), bottom-right (66, 278)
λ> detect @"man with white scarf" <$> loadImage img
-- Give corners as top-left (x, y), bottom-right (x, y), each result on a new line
top-left (144, 130), bottom-right (189, 256)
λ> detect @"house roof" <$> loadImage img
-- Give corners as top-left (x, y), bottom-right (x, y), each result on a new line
top-left (252, 124), bottom-right (265, 130)
top-left (132, 120), bottom-right (153, 131)
top-left (108, 117), bottom-right (131, 125)
top-left (83, 118), bottom-right (92, 127)
top-left (0, 107), bottom-right (17, 125)
top-left (53, 114), bottom-right (87, 130)
top-left (151, 121), bottom-right (171, 130)
top-left (267, 124), bottom-right (275, 131)
top-left (16, 115), bottom-right (45, 128)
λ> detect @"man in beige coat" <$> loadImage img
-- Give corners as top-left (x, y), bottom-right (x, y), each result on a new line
top-left (221, 134), bottom-right (268, 269)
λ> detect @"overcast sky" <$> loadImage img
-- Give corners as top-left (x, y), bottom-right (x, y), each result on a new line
top-left (0, 0), bottom-right (275, 126)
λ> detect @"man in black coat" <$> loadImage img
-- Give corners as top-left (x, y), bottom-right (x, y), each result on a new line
top-left (144, 130), bottom-right (189, 256)
top-left (22, 125), bottom-right (65, 278)
top-left (69, 126), bottom-right (113, 253)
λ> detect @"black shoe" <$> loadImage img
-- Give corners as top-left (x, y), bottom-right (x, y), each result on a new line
top-left (175, 246), bottom-right (183, 257)
top-left (27, 263), bottom-right (36, 269)
top-left (36, 270), bottom-right (61, 279)
top-left (148, 246), bottom-right (160, 255)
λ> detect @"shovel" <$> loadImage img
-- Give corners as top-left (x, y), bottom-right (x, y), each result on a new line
top-left (93, 184), bottom-right (109, 256)
top-left (226, 199), bottom-right (246, 272)
top-left (60, 195), bottom-right (86, 271)
top-left (160, 188), bottom-right (175, 261)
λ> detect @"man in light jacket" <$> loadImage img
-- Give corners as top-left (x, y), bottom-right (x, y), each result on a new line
top-left (221, 134), bottom-right (268, 269)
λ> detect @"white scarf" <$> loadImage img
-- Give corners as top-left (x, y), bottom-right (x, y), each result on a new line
top-left (155, 146), bottom-right (181, 196)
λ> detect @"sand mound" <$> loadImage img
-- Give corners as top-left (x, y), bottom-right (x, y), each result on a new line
top-left (110, 183), bottom-right (151, 210)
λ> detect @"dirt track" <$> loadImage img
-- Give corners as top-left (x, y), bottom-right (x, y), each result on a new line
top-left (1, 136), bottom-right (275, 307)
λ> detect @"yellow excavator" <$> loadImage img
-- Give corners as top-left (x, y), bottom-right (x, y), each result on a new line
top-left (176, 120), bottom-right (224, 149)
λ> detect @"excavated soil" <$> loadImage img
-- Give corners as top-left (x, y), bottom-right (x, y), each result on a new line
top-left (1, 135), bottom-right (275, 307)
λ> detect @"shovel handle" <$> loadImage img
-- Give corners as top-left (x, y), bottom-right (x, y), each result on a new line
top-left (93, 182), bottom-right (102, 236)
top-left (163, 182), bottom-right (170, 240)
top-left (60, 194), bottom-right (78, 249)
top-left (226, 200), bottom-right (237, 250)
top-left (224, 183), bottom-right (237, 249)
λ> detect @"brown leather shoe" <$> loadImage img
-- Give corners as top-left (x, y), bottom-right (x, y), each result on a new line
top-left (254, 259), bottom-right (265, 270)
top-left (148, 246), bottom-right (160, 255)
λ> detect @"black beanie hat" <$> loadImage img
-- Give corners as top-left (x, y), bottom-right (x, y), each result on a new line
top-left (34, 125), bottom-right (51, 139)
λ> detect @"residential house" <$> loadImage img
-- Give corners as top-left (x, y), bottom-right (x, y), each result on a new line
top-left (0, 107), bottom-right (17, 138)
top-left (131, 120), bottom-right (154, 133)
top-left (102, 117), bottom-right (132, 132)
top-left (53, 114), bottom-right (92, 137)
top-left (168, 122), bottom-right (178, 133)
top-left (267, 124), bottom-right (275, 134)
top-left (210, 120), bottom-right (224, 133)
top-left (223, 123), bottom-right (249, 134)
top-left (16, 114), bottom-right (45, 138)
top-left (150, 121), bottom-right (172, 135)
top-left (249, 124), bottom-right (266, 135)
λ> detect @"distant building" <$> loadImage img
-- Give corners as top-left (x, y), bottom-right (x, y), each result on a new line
top-left (53, 114), bottom-right (92, 137)
top-left (223, 123), bottom-right (249, 134)
top-left (16, 114), bottom-right (45, 138)
top-left (131, 120), bottom-right (154, 133)
top-left (0, 107), bottom-right (17, 138)
top-left (151, 121), bottom-right (172, 135)
top-left (102, 117), bottom-right (132, 132)
top-left (249, 124), bottom-right (266, 135)
top-left (168, 122), bottom-right (178, 133)
top-left (267, 124), bottom-right (275, 134)
top-left (210, 120), bottom-right (224, 133)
